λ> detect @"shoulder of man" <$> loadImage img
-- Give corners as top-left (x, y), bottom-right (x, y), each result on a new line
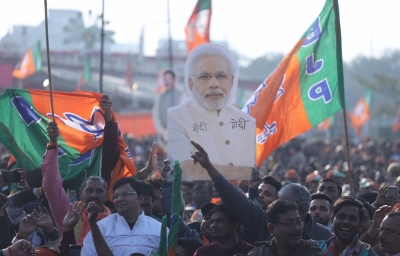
top-left (246, 241), bottom-right (274, 256)
top-left (95, 212), bottom-right (117, 227)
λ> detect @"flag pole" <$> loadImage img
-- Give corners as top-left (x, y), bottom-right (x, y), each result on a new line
top-left (44, 0), bottom-right (55, 122)
top-left (334, 0), bottom-right (353, 197)
top-left (342, 108), bottom-right (354, 197)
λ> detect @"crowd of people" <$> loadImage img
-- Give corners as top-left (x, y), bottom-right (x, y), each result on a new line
top-left (1, 77), bottom-right (400, 255)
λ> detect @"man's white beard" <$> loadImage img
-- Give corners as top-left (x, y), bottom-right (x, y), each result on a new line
top-left (192, 88), bottom-right (229, 110)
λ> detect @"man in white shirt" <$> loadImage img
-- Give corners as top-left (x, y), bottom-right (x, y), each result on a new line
top-left (168, 43), bottom-right (256, 180)
top-left (81, 178), bottom-right (164, 256)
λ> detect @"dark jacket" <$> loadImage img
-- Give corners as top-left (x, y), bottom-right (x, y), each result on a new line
top-left (213, 174), bottom-right (333, 242)
top-left (247, 239), bottom-right (322, 256)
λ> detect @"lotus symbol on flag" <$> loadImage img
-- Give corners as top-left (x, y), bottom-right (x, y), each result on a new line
top-left (47, 107), bottom-right (106, 141)
top-left (195, 10), bottom-right (210, 37)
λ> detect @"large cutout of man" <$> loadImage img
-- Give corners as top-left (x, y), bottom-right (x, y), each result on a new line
top-left (168, 43), bottom-right (256, 180)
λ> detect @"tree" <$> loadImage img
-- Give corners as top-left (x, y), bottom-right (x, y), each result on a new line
top-left (63, 11), bottom-right (115, 50)
top-left (359, 74), bottom-right (400, 116)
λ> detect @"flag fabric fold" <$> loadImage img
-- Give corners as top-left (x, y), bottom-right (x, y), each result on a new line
top-left (185, 0), bottom-right (212, 53)
top-left (167, 160), bottom-right (182, 256)
top-left (349, 90), bottom-right (371, 137)
top-left (12, 41), bottom-right (42, 79)
top-left (0, 89), bottom-right (135, 189)
top-left (242, 0), bottom-right (345, 166)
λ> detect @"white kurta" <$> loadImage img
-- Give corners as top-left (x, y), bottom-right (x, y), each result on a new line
top-left (81, 211), bottom-right (164, 256)
top-left (168, 99), bottom-right (256, 180)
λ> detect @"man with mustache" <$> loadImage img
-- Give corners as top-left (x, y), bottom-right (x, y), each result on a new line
top-left (194, 204), bottom-right (254, 256)
top-left (319, 197), bottom-right (378, 256)
top-left (81, 178), bottom-right (163, 255)
top-left (167, 43), bottom-right (256, 180)
top-left (247, 200), bottom-right (322, 256)
top-left (378, 212), bottom-right (400, 256)
top-left (309, 193), bottom-right (333, 227)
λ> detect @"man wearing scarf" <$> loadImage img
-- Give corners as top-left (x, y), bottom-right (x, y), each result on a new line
top-left (318, 197), bottom-right (378, 256)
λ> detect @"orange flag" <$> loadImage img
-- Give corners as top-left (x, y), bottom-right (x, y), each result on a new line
top-left (392, 106), bottom-right (400, 133)
top-left (12, 41), bottom-right (42, 79)
top-left (349, 90), bottom-right (371, 137)
top-left (185, 0), bottom-right (211, 53)
top-left (242, 0), bottom-right (345, 166)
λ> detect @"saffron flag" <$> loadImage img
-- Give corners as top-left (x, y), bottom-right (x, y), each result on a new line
top-left (317, 116), bottom-right (334, 131)
top-left (185, 0), bottom-right (211, 53)
top-left (167, 160), bottom-right (182, 256)
top-left (12, 41), bottom-right (42, 79)
top-left (242, 0), bottom-right (345, 166)
top-left (76, 55), bottom-right (91, 91)
top-left (0, 89), bottom-right (136, 189)
top-left (349, 90), bottom-right (371, 137)
top-left (392, 106), bottom-right (400, 133)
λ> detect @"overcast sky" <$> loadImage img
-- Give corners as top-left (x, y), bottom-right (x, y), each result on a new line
top-left (1, 0), bottom-right (399, 62)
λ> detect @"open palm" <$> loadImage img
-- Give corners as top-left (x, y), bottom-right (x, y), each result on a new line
top-left (19, 216), bottom-right (37, 237)
top-left (63, 201), bottom-right (86, 231)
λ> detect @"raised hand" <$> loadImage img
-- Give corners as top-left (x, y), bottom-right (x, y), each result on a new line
top-left (46, 122), bottom-right (59, 145)
top-left (33, 207), bottom-right (55, 235)
top-left (139, 142), bottom-right (157, 179)
top-left (374, 185), bottom-right (388, 208)
top-left (18, 215), bottom-right (38, 238)
top-left (372, 205), bottom-right (393, 228)
top-left (9, 239), bottom-right (35, 256)
top-left (63, 201), bottom-right (86, 231)
top-left (190, 141), bottom-right (213, 170)
top-left (87, 202), bottom-right (100, 225)
top-left (100, 94), bottom-right (113, 122)
top-left (249, 169), bottom-right (262, 189)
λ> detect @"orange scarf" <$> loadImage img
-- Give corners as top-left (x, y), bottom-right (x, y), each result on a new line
top-left (78, 206), bottom-right (111, 245)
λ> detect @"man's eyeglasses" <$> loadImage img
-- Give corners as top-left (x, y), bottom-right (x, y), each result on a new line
top-left (192, 73), bottom-right (232, 84)
top-left (273, 220), bottom-right (304, 229)
top-left (376, 228), bottom-right (400, 236)
top-left (112, 191), bottom-right (136, 200)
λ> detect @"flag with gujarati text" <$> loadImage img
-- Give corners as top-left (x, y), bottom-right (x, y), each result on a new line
top-left (349, 90), bottom-right (371, 137)
top-left (185, 0), bottom-right (211, 53)
top-left (0, 89), bottom-right (135, 189)
top-left (12, 41), bottom-right (42, 79)
top-left (242, 0), bottom-right (345, 166)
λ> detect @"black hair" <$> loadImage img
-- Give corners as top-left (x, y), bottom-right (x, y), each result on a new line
top-left (358, 191), bottom-right (378, 205)
top-left (113, 178), bottom-right (144, 196)
top-left (145, 178), bottom-right (164, 190)
top-left (266, 199), bottom-right (299, 224)
top-left (81, 176), bottom-right (108, 191)
top-left (311, 192), bottom-right (333, 207)
top-left (318, 178), bottom-right (342, 197)
top-left (177, 237), bottom-right (202, 256)
top-left (332, 196), bottom-right (364, 221)
top-left (262, 175), bottom-right (283, 193)
top-left (142, 182), bottom-right (156, 202)
top-left (163, 69), bottom-right (176, 79)
top-left (210, 204), bottom-right (238, 224)
top-left (357, 198), bottom-right (375, 220)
